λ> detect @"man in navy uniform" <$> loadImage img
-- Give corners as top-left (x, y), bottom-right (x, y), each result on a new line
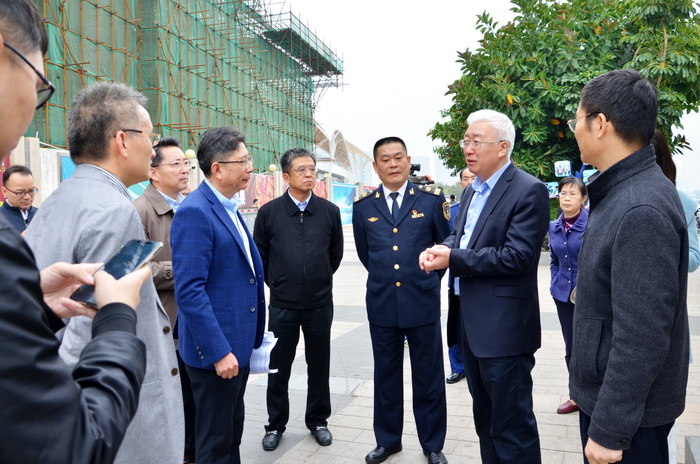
top-left (353, 136), bottom-right (451, 464)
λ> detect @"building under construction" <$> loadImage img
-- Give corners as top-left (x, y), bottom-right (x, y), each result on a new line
top-left (28, 0), bottom-right (343, 169)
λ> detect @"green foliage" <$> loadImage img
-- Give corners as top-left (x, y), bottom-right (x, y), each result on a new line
top-left (430, 0), bottom-right (700, 179)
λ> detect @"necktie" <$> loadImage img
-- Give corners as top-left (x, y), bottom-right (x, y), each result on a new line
top-left (389, 192), bottom-right (399, 223)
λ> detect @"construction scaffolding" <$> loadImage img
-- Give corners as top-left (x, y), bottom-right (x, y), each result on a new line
top-left (28, 0), bottom-right (342, 169)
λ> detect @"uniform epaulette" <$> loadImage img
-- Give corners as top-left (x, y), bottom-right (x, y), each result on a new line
top-left (354, 190), bottom-right (376, 203)
top-left (416, 184), bottom-right (442, 196)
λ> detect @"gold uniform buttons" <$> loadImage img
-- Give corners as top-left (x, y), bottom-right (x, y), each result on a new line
top-left (392, 228), bottom-right (398, 233)
top-left (394, 264), bottom-right (400, 270)
top-left (392, 245), bottom-right (398, 251)
top-left (396, 282), bottom-right (401, 287)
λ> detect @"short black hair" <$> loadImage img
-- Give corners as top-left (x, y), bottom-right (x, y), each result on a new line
top-left (2, 165), bottom-right (33, 185)
top-left (152, 137), bottom-right (181, 167)
top-left (651, 129), bottom-right (676, 185)
top-left (373, 136), bottom-right (407, 160)
top-left (197, 127), bottom-right (246, 177)
top-left (280, 148), bottom-right (315, 173)
top-left (580, 69), bottom-right (658, 147)
top-left (0, 0), bottom-right (48, 57)
top-left (558, 176), bottom-right (587, 197)
top-left (68, 82), bottom-right (148, 162)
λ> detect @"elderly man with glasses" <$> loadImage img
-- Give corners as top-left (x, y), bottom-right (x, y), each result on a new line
top-left (253, 148), bottom-right (344, 452)
top-left (1, 165), bottom-right (39, 232)
top-left (421, 109), bottom-right (550, 464)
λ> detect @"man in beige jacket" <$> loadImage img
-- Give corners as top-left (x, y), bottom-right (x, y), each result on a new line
top-left (133, 136), bottom-right (196, 462)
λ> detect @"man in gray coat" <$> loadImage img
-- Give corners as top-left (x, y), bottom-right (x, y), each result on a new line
top-left (569, 69), bottom-right (689, 464)
top-left (25, 82), bottom-right (184, 464)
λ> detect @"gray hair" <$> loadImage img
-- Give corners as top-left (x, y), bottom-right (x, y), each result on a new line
top-left (68, 82), bottom-right (148, 162)
top-left (467, 109), bottom-right (515, 158)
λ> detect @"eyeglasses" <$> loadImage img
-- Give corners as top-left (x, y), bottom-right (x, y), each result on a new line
top-left (289, 165), bottom-right (317, 175)
top-left (5, 187), bottom-right (39, 197)
top-left (121, 129), bottom-right (161, 144)
top-left (459, 139), bottom-right (504, 150)
top-left (153, 159), bottom-right (190, 169)
top-left (4, 43), bottom-right (55, 109)
top-left (217, 157), bottom-right (253, 167)
top-left (558, 191), bottom-right (580, 198)
top-left (567, 112), bottom-right (601, 132)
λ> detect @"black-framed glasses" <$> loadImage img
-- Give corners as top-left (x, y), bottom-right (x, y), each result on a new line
top-left (4, 43), bottom-right (55, 109)
top-left (153, 159), bottom-right (190, 169)
top-left (5, 187), bottom-right (39, 197)
top-left (217, 157), bottom-right (253, 167)
top-left (459, 139), bottom-right (504, 150)
top-left (567, 112), bottom-right (601, 132)
top-left (121, 129), bottom-right (161, 144)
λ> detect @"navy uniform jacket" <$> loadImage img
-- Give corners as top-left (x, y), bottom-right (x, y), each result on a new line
top-left (353, 181), bottom-right (451, 328)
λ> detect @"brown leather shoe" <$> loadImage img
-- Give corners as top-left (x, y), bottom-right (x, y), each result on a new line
top-left (557, 399), bottom-right (579, 414)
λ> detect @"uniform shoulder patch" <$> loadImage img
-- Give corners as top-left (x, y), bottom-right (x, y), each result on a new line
top-left (355, 190), bottom-right (376, 203)
top-left (416, 184), bottom-right (442, 196)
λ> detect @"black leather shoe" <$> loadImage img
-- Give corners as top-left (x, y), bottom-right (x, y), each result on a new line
top-left (262, 430), bottom-right (282, 451)
top-left (311, 425), bottom-right (332, 446)
top-left (425, 451), bottom-right (448, 464)
top-left (365, 445), bottom-right (402, 463)
top-left (446, 372), bottom-right (465, 384)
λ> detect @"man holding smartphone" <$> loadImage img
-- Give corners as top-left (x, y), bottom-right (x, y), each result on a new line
top-left (0, 1), bottom-right (153, 462)
top-left (25, 82), bottom-right (184, 464)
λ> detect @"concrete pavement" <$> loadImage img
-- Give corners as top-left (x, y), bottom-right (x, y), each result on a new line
top-left (238, 225), bottom-right (700, 463)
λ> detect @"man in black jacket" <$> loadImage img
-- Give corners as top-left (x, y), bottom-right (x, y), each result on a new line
top-left (254, 148), bottom-right (343, 451)
top-left (0, 1), bottom-right (150, 462)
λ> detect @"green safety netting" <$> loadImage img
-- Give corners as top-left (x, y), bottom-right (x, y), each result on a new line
top-left (27, 0), bottom-right (339, 169)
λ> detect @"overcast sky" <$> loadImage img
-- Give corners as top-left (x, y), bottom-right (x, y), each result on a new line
top-left (283, 0), bottom-right (700, 196)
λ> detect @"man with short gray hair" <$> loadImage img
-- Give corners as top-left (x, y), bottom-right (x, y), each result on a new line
top-left (421, 109), bottom-right (549, 463)
top-left (25, 81), bottom-right (184, 464)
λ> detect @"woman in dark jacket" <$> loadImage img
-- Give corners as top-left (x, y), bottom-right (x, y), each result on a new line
top-left (549, 176), bottom-right (588, 414)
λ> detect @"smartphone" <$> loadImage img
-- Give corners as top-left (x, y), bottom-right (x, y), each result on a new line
top-left (70, 239), bottom-right (163, 308)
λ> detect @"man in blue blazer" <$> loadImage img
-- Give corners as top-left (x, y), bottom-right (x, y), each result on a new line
top-left (421, 110), bottom-right (550, 464)
top-left (353, 137), bottom-right (451, 464)
top-left (171, 127), bottom-right (265, 464)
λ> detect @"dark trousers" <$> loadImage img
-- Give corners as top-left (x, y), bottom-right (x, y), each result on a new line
top-left (186, 364), bottom-right (249, 464)
top-left (369, 321), bottom-right (446, 453)
top-left (177, 350), bottom-right (197, 457)
top-left (460, 325), bottom-right (541, 464)
top-left (579, 411), bottom-right (673, 464)
top-left (448, 344), bottom-right (464, 374)
top-left (554, 298), bottom-right (575, 370)
top-left (266, 304), bottom-right (333, 433)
